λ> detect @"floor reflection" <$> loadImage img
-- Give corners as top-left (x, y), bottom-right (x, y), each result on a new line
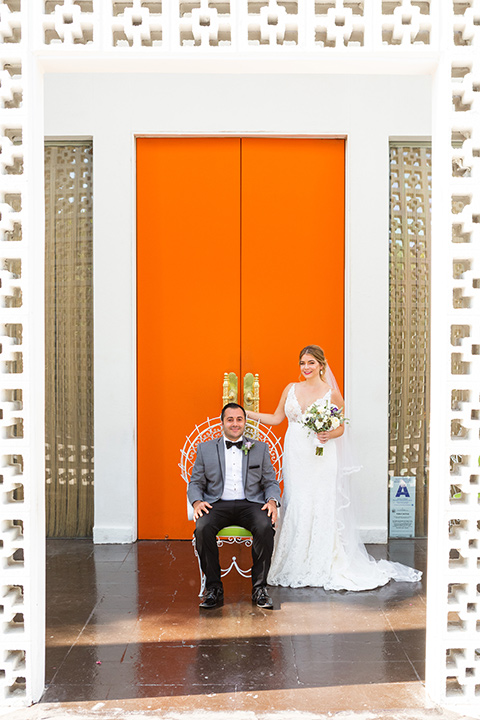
top-left (43, 538), bottom-right (427, 710)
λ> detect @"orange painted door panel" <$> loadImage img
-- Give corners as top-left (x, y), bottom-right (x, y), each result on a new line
top-left (241, 139), bottom-right (345, 432)
top-left (137, 138), bottom-right (241, 539)
top-left (137, 138), bottom-right (344, 539)
top-left (242, 138), bottom-right (345, 424)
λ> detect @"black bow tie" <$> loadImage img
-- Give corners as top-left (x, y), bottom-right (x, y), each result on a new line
top-left (225, 440), bottom-right (243, 450)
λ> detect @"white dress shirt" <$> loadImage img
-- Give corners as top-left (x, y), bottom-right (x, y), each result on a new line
top-left (221, 437), bottom-right (245, 501)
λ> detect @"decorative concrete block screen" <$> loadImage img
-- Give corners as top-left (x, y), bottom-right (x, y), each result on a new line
top-left (0, 0), bottom-right (478, 708)
top-left (389, 144), bottom-right (431, 538)
top-left (36, 0), bottom-right (439, 49)
top-left (0, 0), bottom-right (32, 706)
top-left (430, 0), bottom-right (480, 704)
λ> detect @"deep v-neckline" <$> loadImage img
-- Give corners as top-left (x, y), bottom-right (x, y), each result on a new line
top-left (292, 384), bottom-right (332, 415)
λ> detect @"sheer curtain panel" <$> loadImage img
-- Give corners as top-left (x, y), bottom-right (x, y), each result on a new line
top-left (45, 143), bottom-right (94, 537)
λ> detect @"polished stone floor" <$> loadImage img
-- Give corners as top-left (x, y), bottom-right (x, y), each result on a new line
top-left (42, 538), bottom-right (427, 714)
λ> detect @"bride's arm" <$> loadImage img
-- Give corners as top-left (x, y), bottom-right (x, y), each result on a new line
top-left (317, 388), bottom-right (346, 441)
top-left (247, 383), bottom-right (292, 426)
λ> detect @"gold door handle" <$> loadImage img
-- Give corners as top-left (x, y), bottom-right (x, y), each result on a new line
top-left (243, 372), bottom-right (260, 413)
top-left (222, 372), bottom-right (238, 407)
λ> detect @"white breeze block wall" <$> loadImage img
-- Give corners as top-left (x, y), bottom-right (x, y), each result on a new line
top-left (426, 0), bottom-right (480, 706)
top-left (0, 0), bottom-right (478, 708)
top-left (0, 2), bottom-right (45, 708)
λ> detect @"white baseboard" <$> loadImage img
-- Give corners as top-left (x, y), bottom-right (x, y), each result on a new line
top-left (92, 525), bottom-right (387, 545)
top-left (359, 527), bottom-right (388, 544)
top-left (93, 526), bottom-right (136, 544)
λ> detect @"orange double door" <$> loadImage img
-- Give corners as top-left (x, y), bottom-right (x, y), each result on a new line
top-left (137, 138), bottom-right (345, 539)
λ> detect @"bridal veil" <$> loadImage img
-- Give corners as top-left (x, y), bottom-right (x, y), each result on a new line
top-left (324, 364), bottom-right (422, 590)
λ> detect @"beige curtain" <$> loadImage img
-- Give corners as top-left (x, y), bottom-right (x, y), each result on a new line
top-left (45, 143), bottom-right (94, 537)
top-left (389, 144), bottom-right (431, 537)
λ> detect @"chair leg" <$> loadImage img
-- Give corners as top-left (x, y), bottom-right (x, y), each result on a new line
top-left (192, 536), bottom-right (206, 597)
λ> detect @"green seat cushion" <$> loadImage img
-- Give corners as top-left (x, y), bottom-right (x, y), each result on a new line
top-left (217, 526), bottom-right (252, 538)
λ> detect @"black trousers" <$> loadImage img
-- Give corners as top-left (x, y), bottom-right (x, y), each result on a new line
top-left (194, 499), bottom-right (275, 593)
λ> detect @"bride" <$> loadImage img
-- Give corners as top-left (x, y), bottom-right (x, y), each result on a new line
top-left (247, 344), bottom-right (422, 591)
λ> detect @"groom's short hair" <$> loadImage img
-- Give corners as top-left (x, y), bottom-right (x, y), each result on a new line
top-left (221, 403), bottom-right (246, 421)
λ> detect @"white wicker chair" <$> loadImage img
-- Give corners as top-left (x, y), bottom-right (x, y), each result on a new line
top-left (179, 417), bottom-right (283, 596)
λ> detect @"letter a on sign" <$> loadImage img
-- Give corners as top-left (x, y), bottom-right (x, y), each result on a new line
top-left (395, 483), bottom-right (410, 498)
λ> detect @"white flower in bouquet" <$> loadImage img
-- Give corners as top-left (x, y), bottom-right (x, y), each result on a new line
top-left (300, 401), bottom-right (348, 456)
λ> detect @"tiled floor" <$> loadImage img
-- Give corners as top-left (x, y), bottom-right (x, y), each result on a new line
top-left (42, 538), bottom-right (427, 713)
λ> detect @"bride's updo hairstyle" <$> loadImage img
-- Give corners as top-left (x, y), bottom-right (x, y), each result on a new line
top-left (299, 344), bottom-right (327, 381)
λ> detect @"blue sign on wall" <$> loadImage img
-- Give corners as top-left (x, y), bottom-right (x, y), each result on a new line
top-left (389, 476), bottom-right (416, 538)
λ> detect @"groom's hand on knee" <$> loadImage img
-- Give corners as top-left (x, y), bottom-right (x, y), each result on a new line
top-left (193, 500), bottom-right (212, 521)
top-left (261, 499), bottom-right (278, 525)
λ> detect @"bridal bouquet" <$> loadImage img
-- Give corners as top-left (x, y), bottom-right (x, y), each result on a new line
top-left (302, 403), bottom-right (347, 456)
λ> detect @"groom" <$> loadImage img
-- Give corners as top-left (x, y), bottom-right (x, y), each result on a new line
top-left (188, 403), bottom-right (281, 609)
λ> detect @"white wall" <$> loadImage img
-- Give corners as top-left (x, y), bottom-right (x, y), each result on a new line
top-left (44, 72), bottom-right (432, 543)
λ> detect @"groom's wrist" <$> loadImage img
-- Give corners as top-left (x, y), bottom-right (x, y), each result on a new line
top-left (267, 497), bottom-right (280, 508)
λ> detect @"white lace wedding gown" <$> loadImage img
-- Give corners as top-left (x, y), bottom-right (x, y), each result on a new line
top-left (267, 385), bottom-right (422, 591)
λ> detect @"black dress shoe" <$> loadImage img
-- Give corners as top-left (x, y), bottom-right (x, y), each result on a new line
top-left (199, 587), bottom-right (224, 609)
top-left (252, 587), bottom-right (273, 609)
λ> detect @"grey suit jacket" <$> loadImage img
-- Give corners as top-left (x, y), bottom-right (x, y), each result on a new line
top-left (187, 437), bottom-right (281, 507)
